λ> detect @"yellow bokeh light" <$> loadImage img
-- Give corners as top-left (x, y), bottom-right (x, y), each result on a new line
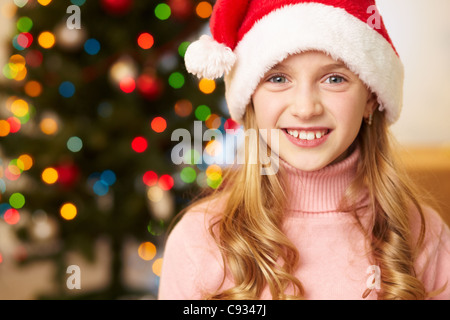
top-left (152, 258), bottom-right (163, 276)
top-left (42, 167), bottom-right (58, 184)
top-left (60, 203), bottom-right (77, 220)
top-left (38, 0), bottom-right (53, 6)
top-left (138, 241), bottom-right (157, 261)
top-left (24, 80), bottom-right (42, 97)
top-left (206, 164), bottom-right (222, 178)
top-left (13, 66), bottom-right (27, 81)
top-left (196, 2), bottom-right (213, 19)
top-left (9, 54), bottom-right (26, 71)
top-left (147, 185), bottom-right (163, 202)
top-left (198, 78), bottom-right (216, 94)
top-left (40, 117), bottom-right (58, 135)
top-left (38, 31), bottom-right (55, 49)
top-left (18, 154), bottom-right (33, 171)
top-left (0, 120), bottom-right (10, 137)
top-left (11, 99), bottom-right (29, 117)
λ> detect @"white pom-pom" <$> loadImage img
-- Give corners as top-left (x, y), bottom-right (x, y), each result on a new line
top-left (184, 35), bottom-right (236, 79)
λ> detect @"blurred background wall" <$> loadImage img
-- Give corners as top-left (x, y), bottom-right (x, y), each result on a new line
top-left (0, 0), bottom-right (449, 300)
top-left (378, 0), bottom-right (450, 145)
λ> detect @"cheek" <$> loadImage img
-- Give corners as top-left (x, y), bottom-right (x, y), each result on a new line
top-left (252, 93), bottom-right (283, 129)
top-left (328, 94), bottom-right (366, 128)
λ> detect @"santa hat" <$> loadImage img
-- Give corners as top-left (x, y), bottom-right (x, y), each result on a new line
top-left (185, 0), bottom-right (404, 125)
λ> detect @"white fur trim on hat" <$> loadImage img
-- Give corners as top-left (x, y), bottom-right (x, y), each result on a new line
top-left (224, 3), bottom-right (404, 125)
top-left (185, 35), bottom-right (237, 80)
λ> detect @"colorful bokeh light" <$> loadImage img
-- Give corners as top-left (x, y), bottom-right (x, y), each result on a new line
top-left (195, 104), bottom-right (211, 121)
top-left (158, 174), bottom-right (174, 191)
top-left (11, 99), bottom-right (29, 117)
top-left (131, 136), bottom-right (148, 153)
top-left (155, 3), bottom-right (171, 20)
top-left (119, 77), bottom-right (136, 93)
top-left (67, 136), bottom-right (83, 152)
top-left (24, 80), bottom-right (42, 97)
top-left (42, 167), bottom-right (58, 184)
top-left (205, 114), bottom-right (221, 130)
top-left (25, 50), bottom-right (43, 67)
top-left (147, 185), bottom-right (163, 202)
top-left (60, 203), bottom-right (77, 220)
top-left (137, 32), bottom-right (154, 50)
top-left (168, 72), bottom-right (184, 89)
top-left (9, 192), bottom-right (25, 209)
top-left (17, 154), bottom-right (33, 171)
top-left (4, 208), bottom-right (20, 225)
top-left (198, 78), bottom-right (216, 94)
top-left (151, 116), bottom-right (167, 133)
top-left (152, 258), bottom-right (163, 276)
top-left (174, 99), bottom-right (192, 117)
top-left (16, 16), bottom-right (33, 32)
top-left (180, 167), bottom-right (196, 184)
top-left (143, 171), bottom-right (158, 186)
top-left (0, 120), bottom-right (11, 137)
top-left (84, 38), bottom-right (101, 55)
top-left (38, 31), bottom-right (55, 49)
top-left (38, 0), bottom-right (53, 5)
top-left (40, 117), bottom-right (58, 135)
top-left (178, 41), bottom-right (190, 57)
top-left (196, 1), bottom-right (213, 19)
top-left (138, 241), bottom-right (156, 261)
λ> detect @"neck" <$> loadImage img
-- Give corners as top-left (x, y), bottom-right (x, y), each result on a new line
top-left (279, 147), bottom-right (368, 213)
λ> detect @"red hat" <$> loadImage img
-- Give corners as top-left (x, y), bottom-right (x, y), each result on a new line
top-left (185, 0), bottom-right (404, 125)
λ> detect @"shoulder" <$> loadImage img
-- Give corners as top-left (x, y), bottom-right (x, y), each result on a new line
top-left (158, 194), bottom-right (229, 299)
top-left (167, 194), bottom-right (228, 245)
top-left (162, 192), bottom-right (231, 269)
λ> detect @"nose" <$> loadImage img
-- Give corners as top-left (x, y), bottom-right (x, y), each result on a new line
top-left (288, 84), bottom-right (324, 120)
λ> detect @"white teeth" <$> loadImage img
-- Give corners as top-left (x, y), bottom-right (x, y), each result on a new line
top-left (306, 132), bottom-right (315, 140)
top-left (286, 129), bottom-right (327, 140)
top-left (290, 130), bottom-right (298, 138)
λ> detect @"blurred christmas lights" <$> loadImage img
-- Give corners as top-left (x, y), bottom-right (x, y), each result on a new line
top-left (131, 136), bottom-right (148, 153)
top-left (137, 33), bottom-right (154, 50)
top-left (42, 167), bottom-right (58, 184)
top-left (138, 241), bottom-right (156, 261)
top-left (150, 116), bottom-right (167, 133)
top-left (60, 202), bottom-right (77, 220)
top-left (155, 3), bottom-right (171, 20)
top-left (37, 31), bottom-right (55, 49)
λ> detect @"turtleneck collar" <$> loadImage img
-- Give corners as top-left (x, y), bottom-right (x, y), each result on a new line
top-left (279, 147), bottom-right (368, 213)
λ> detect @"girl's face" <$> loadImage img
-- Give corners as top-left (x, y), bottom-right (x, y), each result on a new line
top-left (252, 51), bottom-right (377, 171)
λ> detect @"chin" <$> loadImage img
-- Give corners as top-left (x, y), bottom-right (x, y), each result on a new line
top-left (282, 154), bottom-right (329, 172)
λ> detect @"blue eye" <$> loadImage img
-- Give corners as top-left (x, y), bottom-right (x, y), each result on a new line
top-left (325, 75), bottom-right (345, 84)
top-left (268, 75), bottom-right (288, 84)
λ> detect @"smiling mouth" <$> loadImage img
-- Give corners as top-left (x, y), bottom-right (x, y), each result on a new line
top-left (282, 128), bottom-right (331, 141)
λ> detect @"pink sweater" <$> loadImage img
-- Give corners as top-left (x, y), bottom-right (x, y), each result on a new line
top-left (158, 149), bottom-right (450, 299)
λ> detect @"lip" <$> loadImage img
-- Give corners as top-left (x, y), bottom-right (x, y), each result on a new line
top-left (282, 128), bottom-right (332, 148)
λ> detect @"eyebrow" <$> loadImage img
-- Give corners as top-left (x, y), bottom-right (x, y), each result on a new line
top-left (269, 61), bottom-right (349, 73)
top-left (318, 62), bottom-right (349, 72)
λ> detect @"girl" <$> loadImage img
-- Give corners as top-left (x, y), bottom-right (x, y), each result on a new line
top-left (158, 0), bottom-right (450, 299)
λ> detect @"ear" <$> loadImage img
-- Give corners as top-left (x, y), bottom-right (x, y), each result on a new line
top-left (364, 92), bottom-right (378, 118)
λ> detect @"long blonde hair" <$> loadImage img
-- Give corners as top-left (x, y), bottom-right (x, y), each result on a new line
top-left (174, 102), bottom-right (431, 299)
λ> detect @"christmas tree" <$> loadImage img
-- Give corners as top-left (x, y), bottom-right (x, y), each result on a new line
top-left (0, 0), bottom-right (238, 299)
